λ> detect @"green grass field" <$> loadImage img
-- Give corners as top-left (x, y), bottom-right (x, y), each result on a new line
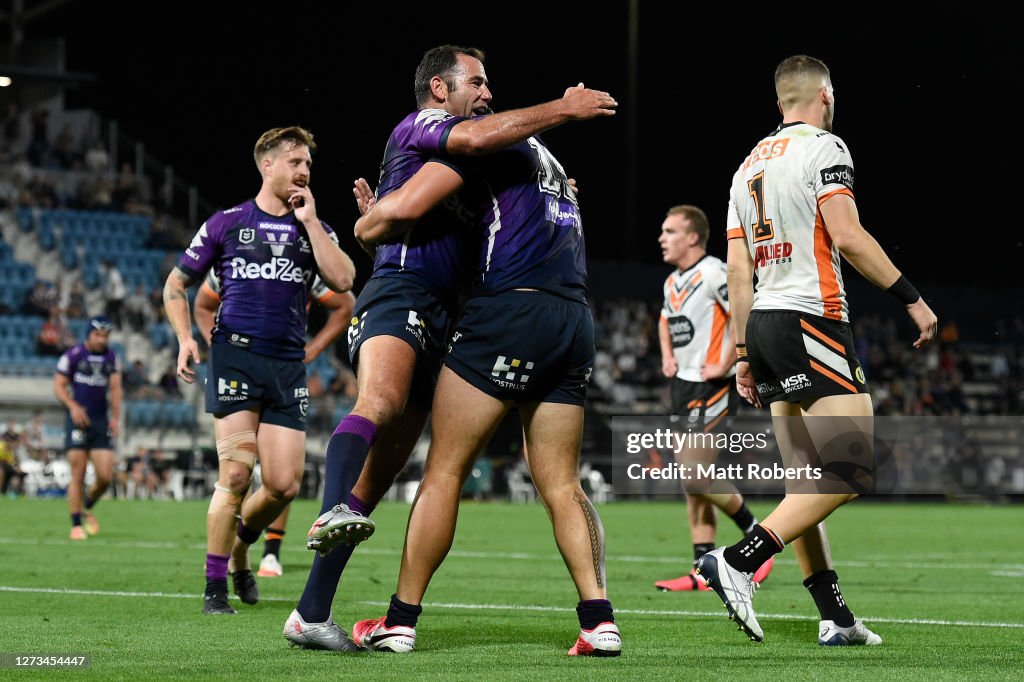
top-left (0, 498), bottom-right (1021, 680)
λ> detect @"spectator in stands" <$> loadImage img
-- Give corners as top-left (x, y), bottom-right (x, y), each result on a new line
top-left (2, 419), bottom-right (21, 450)
top-left (52, 124), bottom-right (80, 170)
top-left (102, 260), bottom-right (127, 327)
top-left (124, 283), bottom-right (152, 332)
top-left (123, 359), bottom-right (151, 397)
top-left (63, 281), bottom-right (87, 319)
top-left (23, 281), bottom-right (55, 317)
top-left (84, 141), bottom-right (110, 173)
top-left (23, 411), bottom-right (45, 461)
top-left (0, 438), bottom-right (25, 497)
top-left (158, 364), bottom-right (181, 397)
top-left (36, 307), bottom-right (71, 356)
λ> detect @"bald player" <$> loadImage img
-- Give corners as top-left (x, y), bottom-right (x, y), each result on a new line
top-left (697, 55), bottom-right (936, 645)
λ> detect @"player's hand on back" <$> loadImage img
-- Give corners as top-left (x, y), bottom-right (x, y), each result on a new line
top-left (906, 298), bottom-right (938, 349)
top-left (561, 83), bottom-right (618, 120)
top-left (736, 362), bottom-right (761, 408)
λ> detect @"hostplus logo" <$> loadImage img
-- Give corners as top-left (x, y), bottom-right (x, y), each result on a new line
top-left (218, 377), bottom-right (249, 402)
top-left (406, 311), bottom-right (427, 350)
top-left (491, 356), bottom-right (534, 391)
top-left (347, 311), bottom-right (367, 347)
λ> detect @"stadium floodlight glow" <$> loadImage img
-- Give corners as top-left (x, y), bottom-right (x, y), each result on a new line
top-left (0, 76), bottom-right (12, 87)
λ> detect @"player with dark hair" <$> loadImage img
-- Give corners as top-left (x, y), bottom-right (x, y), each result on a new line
top-left (346, 73), bottom-right (620, 656)
top-left (697, 55), bottom-right (937, 645)
top-left (54, 315), bottom-right (121, 540)
top-left (164, 125), bottom-right (357, 615)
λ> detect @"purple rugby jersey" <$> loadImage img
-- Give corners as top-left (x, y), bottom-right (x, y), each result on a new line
top-left (370, 109), bottom-right (480, 298)
top-left (56, 343), bottom-right (120, 417)
top-left (177, 200), bottom-right (336, 359)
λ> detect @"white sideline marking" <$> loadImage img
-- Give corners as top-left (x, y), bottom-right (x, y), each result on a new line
top-left (3, 537), bottom-right (1024, 573)
top-left (0, 586), bottom-right (1021, 630)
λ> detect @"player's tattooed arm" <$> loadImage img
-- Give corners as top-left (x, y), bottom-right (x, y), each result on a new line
top-left (574, 490), bottom-right (606, 589)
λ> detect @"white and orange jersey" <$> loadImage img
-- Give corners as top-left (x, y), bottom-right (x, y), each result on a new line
top-left (726, 122), bottom-right (855, 322)
top-left (661, 255), bottom-right (734, 382)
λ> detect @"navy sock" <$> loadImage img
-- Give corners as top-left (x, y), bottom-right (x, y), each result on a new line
top-left (295, 415), bottom-right (376, 623)
top-left (723, 524), bottom-right (784, 574)
top-left (729, 503), bottom-right (756, 534)
top-left (692, 542), bottom-right (715, 567)
top-left (318, 416), bottom-right (377, 515)
top-left (237, 519), bottom-right (261, 545)
top-left (71, 512), bottom-right (82, 528)
top-left (84, 494), bottom-right (96, 510)
top-left (576, 599), bottom-right (614, 630)
top-left (384, 594), bottom-right (422, 629)
top-left (804, 570), bottom-right (855, 627)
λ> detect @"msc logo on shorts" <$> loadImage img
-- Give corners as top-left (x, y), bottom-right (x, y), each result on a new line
top-left (406, 311), bottom-right (427, 350)
top-left (780, 373), bottom-right (811, 393)
top-left (218, 377), bottom-right (249, 402)
top-left (491, 355), bottom-right (534, 391)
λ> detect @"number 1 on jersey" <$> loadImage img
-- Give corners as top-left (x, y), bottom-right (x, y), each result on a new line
top-left (748, 172), bottom-right (774, 243)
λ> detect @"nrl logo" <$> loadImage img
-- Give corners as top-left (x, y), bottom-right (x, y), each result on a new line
top-left (239, 228), bottom-right (255, 244)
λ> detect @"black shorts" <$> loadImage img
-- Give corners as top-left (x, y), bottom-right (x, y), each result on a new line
top-left (445, 290), bottom-right (594, 405)
top-left (670, 378), bottom-right (738, 433)
top-left (347, 276), bottom-right (454, 409)
top-left (746, 310), bottom-right (869, 405)
top-left (65, 417), bottom-right (113, 451)
top-left (205, 341), bottom-right (308, 431)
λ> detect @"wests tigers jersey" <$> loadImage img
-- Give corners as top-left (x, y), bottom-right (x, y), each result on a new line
top-left (726, 121), bottom-right (855, 322)
top-left (660, 255), bottom-right (734, 382)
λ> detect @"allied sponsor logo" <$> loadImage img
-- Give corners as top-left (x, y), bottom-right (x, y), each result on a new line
top-left (668, 315), bottom-right (694, 347)
top-left (756, 381), bottom-right (779, 394)
top-left (298, 237), bottom-right (311, 252)
top-left (228, 256), bottom-right (311, 283)
top-left (223, 206), bottom-right (243, 214)
top-left (491, 355), bottom-right (535, 390)
top-left (780, 373), bottom-right (811, 393)
top-left (294, 387), bottom-right (309, 398)
top-left (71, 429), bottom-right (85, 444)
top-left (217, 377), bottom-right (249, 402)
top-left (238, 228), bottom-right (255, 244)
top-left (855, 366), bottom-right (866, 384)
top-left (820, 164), bottom-right (854, 191)
top-left (742, 137), bottom-right (790, 169)
top-left (258, 222), bottom-right (292, 232)
top-left (185, 248), bottom-right (200, 261)
top-left (754, 242), bottom-right (793, 268)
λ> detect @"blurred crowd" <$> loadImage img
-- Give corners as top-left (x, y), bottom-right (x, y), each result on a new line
top-left (590, 298), bottom-right (1023, 417)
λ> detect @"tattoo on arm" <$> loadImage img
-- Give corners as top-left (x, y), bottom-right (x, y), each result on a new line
top-left (574, 490), bottom-right (605, 589)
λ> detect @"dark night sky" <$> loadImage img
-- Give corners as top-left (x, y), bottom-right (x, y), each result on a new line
top-left (28, 3), bottom-right (1024, 299)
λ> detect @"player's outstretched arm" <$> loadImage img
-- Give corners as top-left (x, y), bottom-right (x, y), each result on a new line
top-left (354, 162), bottom-right (465, 246)
top-left (819, 194), bottom-right (937, 348)
top-left (446, 84), bottom-right (617, 156)
top-left (163, 267), bottom-right (200, 383)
